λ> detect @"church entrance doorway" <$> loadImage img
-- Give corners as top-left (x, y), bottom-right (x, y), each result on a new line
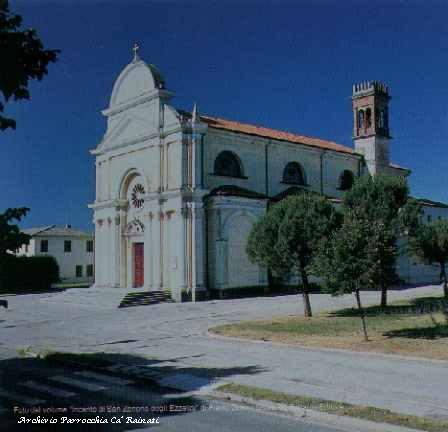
top-left (133, 242), bottom-right (144, 288)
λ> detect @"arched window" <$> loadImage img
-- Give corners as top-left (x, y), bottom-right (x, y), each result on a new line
top-left (365, 108), bottom-right (372, 128)
top-left (282, 162), bottom-right (306, 185)
top-left (357, 110), bottom-right (364, 129)
top-left (339, 170), bottom-right (355, 190)
top-left (214, 151), bottom-right (243, 178)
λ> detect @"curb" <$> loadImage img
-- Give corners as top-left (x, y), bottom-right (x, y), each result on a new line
top-left (212, 391), bottom-right (424, 432)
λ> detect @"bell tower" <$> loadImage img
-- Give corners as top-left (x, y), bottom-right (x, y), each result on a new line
top-left (352, 81), bottom-right (391, 175)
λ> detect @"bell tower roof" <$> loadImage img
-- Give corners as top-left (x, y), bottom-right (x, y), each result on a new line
top-left (352, 81), bottom-right (390, 99)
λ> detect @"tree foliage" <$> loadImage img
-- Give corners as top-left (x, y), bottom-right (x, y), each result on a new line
top-left (408, 219), bottom-right (448, 311)
top-left (0, 0), bottom-right (59, 130)
top-left (342, 174), bottom-right (420, 307)
top-left (247, 193), bottom-right (341, 317)
top-left (313, 210), bottom-right (396, 340)
top-left (0, 207), bottom-right (30, 257)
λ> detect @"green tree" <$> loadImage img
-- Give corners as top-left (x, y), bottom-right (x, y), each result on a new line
top-left (247, 194), bottom-right (341, 317)
top-left (0, 207), bottom-right (30, 257)
top-left (408, 219), bottom-right (448, 318)
top-left (0, 0), bottom-right (59, 130)
top-left (313, 211), bottom-right (395, 341)
top-left (342, 174), bottom-right (419, 308)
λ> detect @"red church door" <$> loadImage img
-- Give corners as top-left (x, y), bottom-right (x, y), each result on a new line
top-left (133, 243), bottom-right (144, 288)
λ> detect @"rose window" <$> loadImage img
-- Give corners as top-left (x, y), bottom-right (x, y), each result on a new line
top-left (131, 183), bottom-right (145, 208)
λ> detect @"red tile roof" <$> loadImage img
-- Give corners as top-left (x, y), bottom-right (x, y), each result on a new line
top-left (200, 115), bottom-right (355, 155)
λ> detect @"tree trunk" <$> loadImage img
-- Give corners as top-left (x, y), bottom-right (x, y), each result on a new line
top-left (440, 263), bottom-right (448, 322)
top-left (380, 282), bottom-right (388, 309)
top-left (355, 288), bottom-right (369, 342)
top-left (441, 263), bottom-right (448, 300)
top-left (299, 267), bottom-right (312, 318)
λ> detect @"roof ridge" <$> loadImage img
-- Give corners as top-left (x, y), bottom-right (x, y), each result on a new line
top-left (200, 114), bottom-right (337, 142)
top-left (34, 225), bottom-right (55, 235)
top-left (197, 113), bottom-right (355, 154)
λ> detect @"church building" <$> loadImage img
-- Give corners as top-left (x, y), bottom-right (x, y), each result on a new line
top-left (89, 47), bottom-right (447, 301)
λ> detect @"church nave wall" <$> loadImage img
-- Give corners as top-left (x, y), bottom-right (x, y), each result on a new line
top-left (205, 197), bottom-right (267, 291)
top-left (266, 141), bottom-right (321, 197)
top-left (321, 152), bottom-right (360, 198)
top-left (202, 128), bottom-right (362, 201)
top-left (203, 131), bottom-right (266, 195)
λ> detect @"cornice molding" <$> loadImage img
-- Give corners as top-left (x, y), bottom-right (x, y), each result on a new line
top-left (102, 89), bottom-right (174, 118)
top-left (91, 131), bottom-right (159, 156)
top-left (88, 199), bottom-right (122, 210)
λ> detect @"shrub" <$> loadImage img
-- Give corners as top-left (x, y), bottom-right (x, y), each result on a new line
top-left (0, 254), bottom-right (59, 292)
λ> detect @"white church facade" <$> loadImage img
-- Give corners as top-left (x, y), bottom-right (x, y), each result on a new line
top-left (89, 48), bottom-right (448, 301)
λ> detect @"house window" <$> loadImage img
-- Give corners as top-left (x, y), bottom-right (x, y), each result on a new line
top-left (427, 214), bottom-right (432, 223)
top-left (213, 151), bottom-right (243, 178)
top-left (86, 264), bottom-right (94, 277)
top-left (76, 265), bottom-right (83, 278)
top-left (86, 240), bottom-right (94, 252)
top-left (339, 170), bottom-right (355, 190)
top-left (40, 240), bottom-right (48, 253)
top-left (25, 244), bottom-right (29, 253)
top-left (64, 240), bottom-right (72, 253)
top-left (282, 162), bottom-right (306, 185)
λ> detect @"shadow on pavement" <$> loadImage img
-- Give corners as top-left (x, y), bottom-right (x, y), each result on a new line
top-left (329, 296), bottom-right (446, 317)
top-left (1, 353), bottom-right (266, 431)
top-left (0, 287), bottom-right (66, 297)
top-left (43, 351), bottom-right (268, 383)
top-left (383, 323), bottom-right (448, 340)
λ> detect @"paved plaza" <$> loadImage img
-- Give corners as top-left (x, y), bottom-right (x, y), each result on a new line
top-left (1, 284), bottom-right (447, 420)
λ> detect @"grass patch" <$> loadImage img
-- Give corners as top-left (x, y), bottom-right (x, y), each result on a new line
top-left (211, 296), bottom-right (448, 360)
top-left (218, 383), bottom-right (448, 432)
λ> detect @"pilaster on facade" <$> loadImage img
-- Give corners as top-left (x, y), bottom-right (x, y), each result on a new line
top-left (182, 201), bottom-right (207, 300)
top-left (111, 211), bottom-right (121, 287)
top-left (143, 211), bottom-right (153, 290)
top-left (158, 142), bottom-right (164, 193)
top-left (118, 208), bottom-right (127, 288)
top-left (176, 208), bottom-right (188, 299)
top-left (182, 112), bottom-right (208, 192)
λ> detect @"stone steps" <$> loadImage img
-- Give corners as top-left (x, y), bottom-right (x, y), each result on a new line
top-left (118, 290), bottom-right (174, 308)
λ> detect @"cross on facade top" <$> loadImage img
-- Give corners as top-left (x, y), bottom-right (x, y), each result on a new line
top-left (132, 42), bottom-right (140, 62)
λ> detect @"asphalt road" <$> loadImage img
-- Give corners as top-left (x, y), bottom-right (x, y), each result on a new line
top-left (0, 356), bottom-right (351, 432)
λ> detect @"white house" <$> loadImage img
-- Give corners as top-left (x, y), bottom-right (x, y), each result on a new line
top-left (89, 47), bottom-right (448, 301)
top-left (17, 225), bottom-right (94, 285)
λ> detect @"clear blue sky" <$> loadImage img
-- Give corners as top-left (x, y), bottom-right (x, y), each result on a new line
top-left (3, 0), bottom-right (448, 233)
